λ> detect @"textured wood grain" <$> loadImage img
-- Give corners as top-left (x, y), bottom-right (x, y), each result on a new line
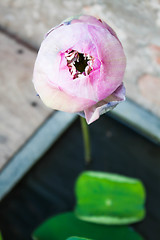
top-left (0, 33), bottom-right (52, 170)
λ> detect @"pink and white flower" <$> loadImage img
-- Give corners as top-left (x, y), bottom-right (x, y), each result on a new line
top-left (33, 15), bottom-right (126, 124)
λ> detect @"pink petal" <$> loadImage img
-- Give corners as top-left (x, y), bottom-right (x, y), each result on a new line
top-left (81, 84), bottom-right (125, 124)
top-left (33, 69), bottom-right (96, 112)
top-left (33, 15), bottom-right (126, 117)
top-left (88, 25), bottom-right (126, 101)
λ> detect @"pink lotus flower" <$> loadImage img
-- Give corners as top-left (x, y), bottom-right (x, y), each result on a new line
top-left (33, 15), bottom-right (126, 124)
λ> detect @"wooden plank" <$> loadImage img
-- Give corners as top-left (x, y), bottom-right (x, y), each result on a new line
top-left (0, 111), bottom-right (77, 200)
top-left (0, 33), bottom-right (52, 170)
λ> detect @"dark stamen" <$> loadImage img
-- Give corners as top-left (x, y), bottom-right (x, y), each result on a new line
top-left (74, 53), bottom-right (89, 73)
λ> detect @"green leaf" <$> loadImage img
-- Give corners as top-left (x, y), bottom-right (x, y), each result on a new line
top-left (0, 232), bottom-right (3, 240)
top-left (32, 212), bottom-right (143, 240)
top-left (66, 237), bottom-right (93, 240)
top-left (75, 171), bottom-right (146, 225)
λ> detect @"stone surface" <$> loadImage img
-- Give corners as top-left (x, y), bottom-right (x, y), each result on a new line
top-left (139, 74), bottom-right (160, 106)
top-left (0, 33), bottom-right (51, 170)
top-left (0, 0), bottom-right (160, 118)
top-left (150, 44), bottom-right (160, 65)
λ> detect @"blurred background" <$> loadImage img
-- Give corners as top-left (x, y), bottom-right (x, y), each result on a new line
top-left (1, 0), bottom-right (160, 169)
top-left (0, 0), bottom-right (160, 240)
top-left (1, 0), bottom-right (160, 113)
top-left (1, 0), bottom-right (160, 170)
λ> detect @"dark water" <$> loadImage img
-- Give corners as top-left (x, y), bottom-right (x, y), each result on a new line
top-left (0, 115), bottom-right (160, 240)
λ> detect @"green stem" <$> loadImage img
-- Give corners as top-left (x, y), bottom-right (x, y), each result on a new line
top-left (80, 117), bottom-right (91, 164)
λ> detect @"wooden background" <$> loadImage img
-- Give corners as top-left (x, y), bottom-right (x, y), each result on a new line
top-left (0, 32), bottom-right (51, 170)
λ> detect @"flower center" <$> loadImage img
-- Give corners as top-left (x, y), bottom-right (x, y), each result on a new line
top-left (74, 53), bottom-right (88, 73)
top-left (65, 49), bottom-right (93, 79)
